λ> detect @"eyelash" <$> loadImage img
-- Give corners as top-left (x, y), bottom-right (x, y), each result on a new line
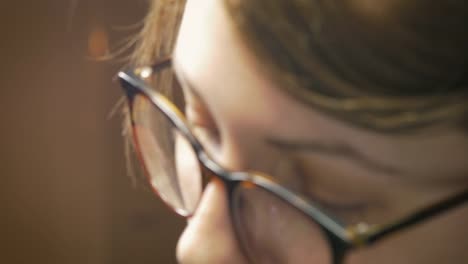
top-left (291, 160), bottom-right (371, 222)
top-left (306, 191), bottom-right (369, 222)
top-left (185, 97), bottom-right (220, 145)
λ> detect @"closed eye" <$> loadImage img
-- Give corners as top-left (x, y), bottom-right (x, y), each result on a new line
top-left (178, 81), bottom-right (221, 148)
top-left (304, 191), bottom-right (370, 223)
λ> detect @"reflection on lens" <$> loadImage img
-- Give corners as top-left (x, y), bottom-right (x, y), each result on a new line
top-left (132, 94), bottom-right (202, 216)
top-left (232, 182), bottom-right (332, 264)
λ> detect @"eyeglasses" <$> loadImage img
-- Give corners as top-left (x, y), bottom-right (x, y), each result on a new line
top-left (117, 57), bottom-right (468, 264)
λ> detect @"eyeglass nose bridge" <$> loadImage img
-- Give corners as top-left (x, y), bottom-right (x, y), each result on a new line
top-left (195, 149), bottom-right (252, 194)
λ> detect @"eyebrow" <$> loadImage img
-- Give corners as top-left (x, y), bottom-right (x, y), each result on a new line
top-left (267, 137), bottom-right (402, 175)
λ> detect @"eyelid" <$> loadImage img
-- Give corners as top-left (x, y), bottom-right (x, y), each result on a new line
top-left (186, 99), bottom-right (222, 151)
top-left (172, 63), bottom-right (222, 149)
top-left (172, 68), bottom-right (217, 128)
top-left (186, 101), bottom-right (214, 128)
top-left (180, 85), bottom-right (221, 147)
top-left (295, 178), bottom-right (370, 220)
top-left (289, 158), bottom-right (371, 221)
top-left (306, 191), bottom-right (369, 215)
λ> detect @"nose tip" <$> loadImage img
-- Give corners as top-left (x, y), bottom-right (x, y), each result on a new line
top-left (176, 179), bottom-right (249, 264)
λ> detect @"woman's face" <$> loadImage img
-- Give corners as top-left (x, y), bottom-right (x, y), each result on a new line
top-left (171, 0), bottom-right (468, 263)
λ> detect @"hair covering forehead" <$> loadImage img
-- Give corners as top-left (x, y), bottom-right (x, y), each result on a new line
top-left (223, 0), bottom-right (468, 133)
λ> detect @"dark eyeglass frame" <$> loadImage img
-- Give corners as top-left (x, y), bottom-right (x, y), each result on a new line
top-left (118, 57), bottom-right (468, 264)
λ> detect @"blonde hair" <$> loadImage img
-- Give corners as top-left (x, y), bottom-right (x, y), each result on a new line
top-left (132, 0), bottom-right (468, 133)
top-left (131, 0), bottom-right (185, 66)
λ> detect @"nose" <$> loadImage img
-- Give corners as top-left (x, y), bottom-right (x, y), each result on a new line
top-left (176, 178), bottom-right (249, 264)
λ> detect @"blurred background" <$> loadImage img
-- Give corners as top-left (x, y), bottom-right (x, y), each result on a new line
top-left (0, 0), bottom-right (184, 263)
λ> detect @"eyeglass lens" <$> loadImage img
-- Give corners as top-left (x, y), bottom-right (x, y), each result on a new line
top-left (232, 182), bottom-right (333, 263)
top-left (132, 93), bottom-right (202, 216)
top-left (129, 68), bottom-right (336, 263)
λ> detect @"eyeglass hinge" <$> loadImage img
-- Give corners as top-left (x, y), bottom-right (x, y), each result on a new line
top-left (345, 222), bottom-right (380, 248)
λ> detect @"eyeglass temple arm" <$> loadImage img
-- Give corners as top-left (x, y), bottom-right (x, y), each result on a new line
top-left (365, 189), bottom-right (468, 244)
top-left (152, 56), bottom-right (172, 71)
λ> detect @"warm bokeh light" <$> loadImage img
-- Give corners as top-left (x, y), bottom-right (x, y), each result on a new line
top-left (0, 1), bottom-right (183, 264)
top-left (88, 25), bottom-right (109, 58)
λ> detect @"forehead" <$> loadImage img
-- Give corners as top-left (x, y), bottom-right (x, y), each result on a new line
top-left (173, 0), bottom-right (468, 182)
top-left (173, 0), bottom-right (223, 71)
top-left (174, 0), bottom-right (278, 125)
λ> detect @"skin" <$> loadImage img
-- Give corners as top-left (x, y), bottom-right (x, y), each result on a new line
top-left (170, 0), bottom-right (468, 263)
